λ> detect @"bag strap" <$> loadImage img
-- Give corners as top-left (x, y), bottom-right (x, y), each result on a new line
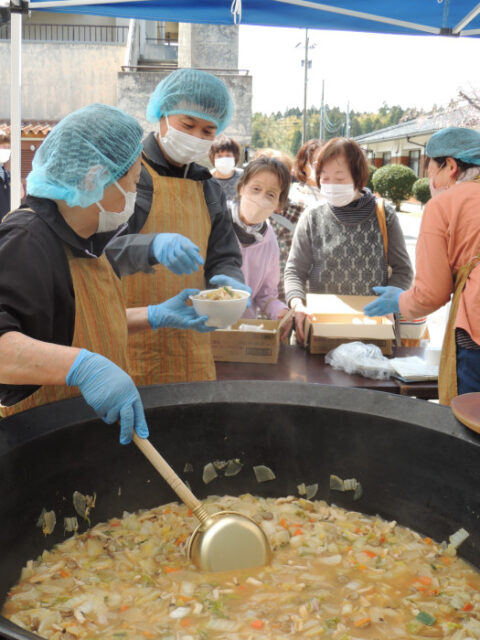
top-left (375, 197), bottom-right (388, 261)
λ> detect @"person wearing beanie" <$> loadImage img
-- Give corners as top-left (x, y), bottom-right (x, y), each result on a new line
top-left (365, 127), bottom-right (480, 404)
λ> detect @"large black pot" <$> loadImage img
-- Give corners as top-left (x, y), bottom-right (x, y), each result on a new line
top-left (1, 381), bottom-right (480, 609)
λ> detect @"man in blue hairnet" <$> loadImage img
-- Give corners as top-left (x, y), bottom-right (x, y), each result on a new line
top-left (0, 103), bottom-right (214, 444)
top-left (107, 69), bottom-right (249, 386)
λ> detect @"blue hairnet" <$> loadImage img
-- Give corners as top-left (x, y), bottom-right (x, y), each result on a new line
top-left (426, 127), bottom-right (480, 166)
top-left (146, 69), bottom-right (233, 133)
top-left (27, 104), bottom-right (143, 208)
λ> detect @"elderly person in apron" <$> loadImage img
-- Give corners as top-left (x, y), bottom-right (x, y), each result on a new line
top-left (364, 127), bottom-right (480, 404)
top-left (107, 69), bottom-right (248, 386)
top-left (0, 104), bottom-right (213, 443)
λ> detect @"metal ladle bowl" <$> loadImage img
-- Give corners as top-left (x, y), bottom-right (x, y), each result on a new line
top-left (133, 434), bottom-right (272, 572)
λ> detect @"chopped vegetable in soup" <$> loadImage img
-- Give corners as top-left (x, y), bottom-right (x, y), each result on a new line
top-left (4, 495), bottom-right (480, 639)
top-left (199, 286), bottom-right (243, 300)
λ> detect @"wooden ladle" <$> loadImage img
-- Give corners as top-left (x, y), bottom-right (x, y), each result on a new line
top-left (451, 392), bottom-right (480, 434)
top-left (133, 433), bottom-right (271, 572)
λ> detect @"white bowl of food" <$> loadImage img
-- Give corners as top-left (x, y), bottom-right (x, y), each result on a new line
top-left (190, 286), bottom-right (250, 329)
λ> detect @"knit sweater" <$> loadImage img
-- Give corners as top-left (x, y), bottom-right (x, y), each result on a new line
top-left (284, 191), bottom-right (413, 305)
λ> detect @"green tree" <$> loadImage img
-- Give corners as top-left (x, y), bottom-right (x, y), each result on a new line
top-left (367, 165), bottom-right (377, 192)
top-left (412, 177), bottom-right (431, 206)
top-left (372, 164), bottom-right (418, 210)
top-left (291, 128), bottom-right (302, 156)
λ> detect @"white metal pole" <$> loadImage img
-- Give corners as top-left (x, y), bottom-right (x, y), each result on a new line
top-left (10, 11), bottom-right (22, 210)
top-left (302, 28), bottom-right (308, 144)
top-left (319, 79), bottom-right (324, 141)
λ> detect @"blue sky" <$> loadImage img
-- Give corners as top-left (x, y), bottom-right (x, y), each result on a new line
top-left (239, 26), bottom-right (480, 114)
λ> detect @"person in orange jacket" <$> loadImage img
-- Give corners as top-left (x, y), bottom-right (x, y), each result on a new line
top-left (364, 127), bottom-right (480, 404)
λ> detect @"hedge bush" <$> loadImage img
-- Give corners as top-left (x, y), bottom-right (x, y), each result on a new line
top-left (372, 164), bottom-right (418, 210)
top-left (367, 164), bottom-right (377, 192)
top-left (412, 177), bottom-right (431, 205)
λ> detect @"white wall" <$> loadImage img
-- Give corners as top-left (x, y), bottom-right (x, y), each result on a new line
top-left (0, 41), bottom-right (125, 120)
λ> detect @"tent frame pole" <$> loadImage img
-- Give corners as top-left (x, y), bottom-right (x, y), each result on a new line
top-left (272, 0), bottom-right (440, 35)
top-left (10, 11), bottom-right (22, 211)
top-left (453, 2), bottom-right (480, 33)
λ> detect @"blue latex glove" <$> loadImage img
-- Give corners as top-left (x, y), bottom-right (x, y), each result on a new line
top-left (363, 286), bottom-right (403, 317)
top-left (148, 288), bottom-right (215, 332)
top-left (208, 274), bottom-right (252, 307)
top-left (151, 233), bottom-right (203, 275)
top-left (66, 349), bottom-right (148, 445)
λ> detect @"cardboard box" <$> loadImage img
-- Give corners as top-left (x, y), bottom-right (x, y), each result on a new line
top-left (211, 319), bottom-right (281, 364)
top-left (304, 294), bottom-right (395, 355)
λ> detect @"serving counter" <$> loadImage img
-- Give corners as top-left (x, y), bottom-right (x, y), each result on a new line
top-left (216, 344), bottom-right (438, 400)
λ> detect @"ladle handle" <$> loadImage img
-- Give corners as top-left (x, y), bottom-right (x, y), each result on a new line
top-left (0, 615), bottom-right (44, 640)
top-left (132, 433), bottom-right (210, 525)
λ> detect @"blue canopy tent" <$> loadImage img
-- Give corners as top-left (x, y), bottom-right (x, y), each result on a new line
top-left (28, 0), bottom-right (480, 36)
top-left (7, 0), bottom-right (480, 205)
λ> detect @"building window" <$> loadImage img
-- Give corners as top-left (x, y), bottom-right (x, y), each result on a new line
top-left (366, 150), bottom-right (374, 163)
top-left (409, 149), bottom-right (420, 176)
top-left (383, 152), bottom-right (391, 166)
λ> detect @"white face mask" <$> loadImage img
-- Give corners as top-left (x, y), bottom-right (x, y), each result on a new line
top-left (215, 156), bottom-right (236, 175)
top-left (240, 193), bottom-right (275, 225)
top-left (159, 117), bottom-right (214, 165)
top-left (320, 183), bottom-right (356, 207)
top-left (96, 181), bottom-right (136, 233)
top-left (0, 149), bottom-right (11, 164)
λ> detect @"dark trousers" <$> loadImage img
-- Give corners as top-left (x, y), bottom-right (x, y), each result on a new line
top-left (457, 345), bottom-right (480, 395)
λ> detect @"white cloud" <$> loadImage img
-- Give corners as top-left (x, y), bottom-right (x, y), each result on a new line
top-left (239, 25), bottom-right (480, 114)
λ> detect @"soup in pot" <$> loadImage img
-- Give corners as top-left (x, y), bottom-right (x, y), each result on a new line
top-left (3, 494), bottom-right (480, 639)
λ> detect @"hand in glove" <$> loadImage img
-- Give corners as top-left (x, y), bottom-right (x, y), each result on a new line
top-left (151, 233), bottom-right (203, 275)
top-left (148, 288), bottom-right (215, 332)
top-left (208, 274), bottom-right (252, 307)
top-left (363, 286), bottom-right (403, 317)
top-left (66, 349), bottom-right (148, 445)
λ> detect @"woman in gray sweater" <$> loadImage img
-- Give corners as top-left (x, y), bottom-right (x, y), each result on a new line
top-left (284, 137), bottom-right (413, 342)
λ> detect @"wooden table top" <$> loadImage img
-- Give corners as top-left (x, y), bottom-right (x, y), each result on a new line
top-left (215, 344), bottom-right (438, 399)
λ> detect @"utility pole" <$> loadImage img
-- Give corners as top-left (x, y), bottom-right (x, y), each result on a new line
top-left (319, 79), bottom-right (325, 141)
top-left (302, 29), bottom-right (309, 144)
top-left (297, 29), bottom-right (315, 145)
top-left (346, 101), bottom-right (351, 138)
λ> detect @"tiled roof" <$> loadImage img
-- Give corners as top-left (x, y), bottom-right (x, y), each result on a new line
top-left (354, 104), bottom-right (480, 144)
top-left (0, 122), bottom-right (56, 138)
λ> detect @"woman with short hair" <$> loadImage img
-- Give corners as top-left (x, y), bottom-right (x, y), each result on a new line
top-left (285, 137), bottom-right (413, 343)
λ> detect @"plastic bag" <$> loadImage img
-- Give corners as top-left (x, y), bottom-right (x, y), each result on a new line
top-left (325, 342), bottom-right (394, 380)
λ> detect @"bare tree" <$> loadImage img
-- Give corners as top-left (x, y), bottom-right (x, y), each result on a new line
top-left (458, 90), bottom-right (480, 112)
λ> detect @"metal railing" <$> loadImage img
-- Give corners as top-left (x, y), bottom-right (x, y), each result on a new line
top-left (0, 23), bottom-right (129, 43)
top-left (121, 64), bottom-right (250, 75)
top-left (145, 33), bottom-right (178, 46)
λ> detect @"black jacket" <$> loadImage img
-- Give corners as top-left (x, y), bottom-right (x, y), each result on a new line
top-left (0, 166), bottom-right (11, 218)
top-left (106, 133), bottom-right (243, 283)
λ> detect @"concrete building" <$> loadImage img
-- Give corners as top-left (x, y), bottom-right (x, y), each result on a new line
top-left (0, 17), bottom-right (252, 178)
top-left (354, 102), bottom-right (480, 177)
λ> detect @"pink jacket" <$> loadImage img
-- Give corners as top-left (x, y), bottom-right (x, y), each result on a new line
top-left (238, 224), bottom-right (288, 320)
top-left (399, 180), bottom-right (480, 343)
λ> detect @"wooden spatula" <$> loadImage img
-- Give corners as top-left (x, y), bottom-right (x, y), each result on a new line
top-left (451, 392), bottom-right (480, 434)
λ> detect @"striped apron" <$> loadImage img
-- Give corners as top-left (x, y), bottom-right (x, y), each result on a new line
top-left (122, 160), bottom-right (215, 386)
top-left (0, 247), bottom-right (128, 417)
